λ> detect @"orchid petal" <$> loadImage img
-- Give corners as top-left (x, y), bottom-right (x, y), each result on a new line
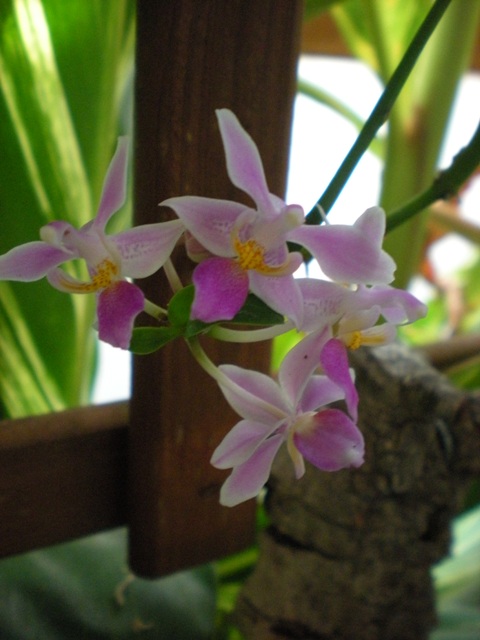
top-left (219, 433), bottom-right (283, 506)
top-left (320, 338), bottom-right (358, 421)
top-left (278, 328), bottom-right (330, 408)
top-left (0, 242), bottom-right (70, 281)
top-left (342, 323), bottom-right (397, 348)
top-left (353, 206), bottom-right (386, 245)
top-left (191, 257), bottom-right (249, 322)
top-left (294, 408), bottom-right (364, 471)
top-left (339, 307), bottom-right (382, 334)
top-left (352, 285), bottom-right (427, 324)
top-left (96, 280), bottom-right (144, 349)
top-left (46, 267), bottom-right (95, 293)
top-left (40, 221), bottom-right (76, 248)
top-left (161, 195), bottom-right (246, 256)
top-left (289, 224), bottom-right (396, 285)
top-left (216, 109), bottom-right (276, 216)
top-left (211, 419), bottom-right (280, 469)
top-left (111, 219), bottom-right (184, 278)
top-left (94, 137), bottom-right (129, 229)
top-left (249, 271), bottom-right (304, 328)
top-left (296, 278), bottom-right (350, 333)
top-left (300, 375), bottom-right (346, 413)
top-left (184, 231), bottom-right (212, 263)
top-left (218, 364), bottom-right (290, 422)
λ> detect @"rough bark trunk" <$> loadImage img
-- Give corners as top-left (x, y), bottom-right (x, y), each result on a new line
top-left (234, 344), bottom-right (480, 640)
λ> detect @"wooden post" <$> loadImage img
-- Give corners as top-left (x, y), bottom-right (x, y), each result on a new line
top-left (129, 0), bottom-right (303, 577)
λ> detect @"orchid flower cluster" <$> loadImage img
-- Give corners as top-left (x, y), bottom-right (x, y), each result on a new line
top-left (0, 109), bottom-right (427, 507)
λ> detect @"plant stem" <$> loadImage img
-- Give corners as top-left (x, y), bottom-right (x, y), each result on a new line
top-left (386, 120), bottom-right (480, 234)
top-left (306, 0), bottom-right (453, 224)
top-left (187, 337), bottom-right (287, 420)
top-left (382, 0), bottom-right (480, 287)
top-left (143, 298), bottom-right (167, 320)
top-left (163, 257), bottom-right (183, 293)
top-left (210, 322), bottom-right (294, 343)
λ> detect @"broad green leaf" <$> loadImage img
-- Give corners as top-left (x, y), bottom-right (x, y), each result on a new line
top-left (168, 285), bottom-right (196, 327)
top-left (0, 1), bottom-right (135, 414)
top-left (0, 529), bottom-right (216, 639)
top-left (129, 326), bottom-right (182, 355)
top-left (331, 0), bottom-right (431, 80)
top-left (167, 285), bottom-right (210, 337)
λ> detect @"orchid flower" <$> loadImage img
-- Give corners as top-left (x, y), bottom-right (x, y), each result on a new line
top-left (289, 206), bottom-right (397, 286)
top-left (210, 329), bottom-right (364, 506)
top-left (162, 109), bottom-right (305, 325)
top-left (0, 138), bottom-right (184, 349)
top-left (162, 110), bottom-right (397, 327)
top-left (297, 278), bottom-right (427, 350)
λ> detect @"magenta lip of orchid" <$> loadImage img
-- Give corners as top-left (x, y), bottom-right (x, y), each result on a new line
top-left (0, 109), bottom-right (427, 504)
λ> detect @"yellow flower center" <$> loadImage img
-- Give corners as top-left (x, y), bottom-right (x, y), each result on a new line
top-left (345, 331), bottom-right (363, 350)
top-left (61, 259), bottom-right (119, 293)
top-left (344, 329), bottom-right (388, 350)
top-left (233, 236), bottom-right (289, 275)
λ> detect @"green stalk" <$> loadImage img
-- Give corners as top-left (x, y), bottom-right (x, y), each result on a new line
top-left (306, 0), bottom-right (453, 224)
top-left (386, 120), bottom-right (480, 233)
top-left (382, 0), bottom-right (480, 288)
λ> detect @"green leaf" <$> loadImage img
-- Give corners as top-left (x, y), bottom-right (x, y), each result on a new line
top-left (0, 529), bottom-right (216, 639)
top-left (0, 0), bottom-right (135, 413)
top-left (129, 326), bottom-right (182, 355)
top-left (230, 294), bottom-right (284, 326)
top-left (168, 286), bottom-right (196, 327)
top-left (167, 285), bottom-right (211, 338)
top-left (331, 0), bottom-right (431, 79)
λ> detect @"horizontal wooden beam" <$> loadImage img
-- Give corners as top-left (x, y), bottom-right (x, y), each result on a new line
top-left (0, 402), bottom-right (129, 558)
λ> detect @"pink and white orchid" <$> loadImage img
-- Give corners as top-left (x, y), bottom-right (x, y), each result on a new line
top-left (0, 138), bottom-right (184, 349)
top-left (162, 109), bottom-right (305, 325)
top-left (162, 110), bottom-right (398, 327)
top-left (297, 278), bottom-right (427, 349)
top-left (210, 329), bottom-right (364, 507)
top-left (289, 206), bottom-right (397, 286)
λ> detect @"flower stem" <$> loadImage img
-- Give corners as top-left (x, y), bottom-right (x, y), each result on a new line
top-left (187, 337), bottom-right (287, 420)
top-left (305, 0), bottom-right (453, 223)
top-left (210, 322), bottom-right (294, 343)
top-left (386, 120), bottom-right (480, 234)
top-left (143, 298), bottom-right (167, 320)
top-left (163, 258), bottom-right (183, 293)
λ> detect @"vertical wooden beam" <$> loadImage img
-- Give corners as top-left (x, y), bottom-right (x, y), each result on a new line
top-left (130, 0), bottom-right (303, 577)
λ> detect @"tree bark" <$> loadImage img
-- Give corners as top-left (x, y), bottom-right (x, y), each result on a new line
top-left (234, 344), bottom-right (480, 640)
